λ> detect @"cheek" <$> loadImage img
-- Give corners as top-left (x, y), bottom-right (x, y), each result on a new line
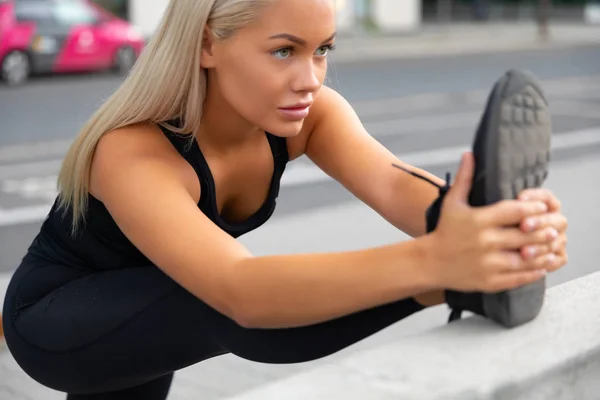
top-left (218, 61), bottom-right (279, 120)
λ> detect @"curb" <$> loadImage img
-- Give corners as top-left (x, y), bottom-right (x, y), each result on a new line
top-left (329, 39), bottom-right (600, 63)
top-left (224, 272), bottom-right (600, 400)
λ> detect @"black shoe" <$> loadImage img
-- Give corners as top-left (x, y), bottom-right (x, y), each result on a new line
top-left (394, 69), bottom-right (552, 328)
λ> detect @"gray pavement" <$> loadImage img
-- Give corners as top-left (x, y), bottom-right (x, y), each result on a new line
top-left (0, 57), bottom-right (598, 273)
top-left (330, 22), bottom-right (600, 64)
top-left (0, 26), bottom-right (599, 399)
top-left (1, 152), bottom-right (599, 400)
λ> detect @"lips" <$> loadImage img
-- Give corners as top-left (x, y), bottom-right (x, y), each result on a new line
top-left (280, 103), bottom-right (312, 110)
top-left (278, 104), bottom-right (311, 121)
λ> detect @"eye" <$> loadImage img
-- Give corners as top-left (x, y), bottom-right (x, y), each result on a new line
top-left (272, 47), bottom-right (292, 59)
top-left (315, 44), bottom-right (336, 57)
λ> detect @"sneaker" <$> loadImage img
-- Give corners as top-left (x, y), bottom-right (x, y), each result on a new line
top-left (395, 69), bottom-right (552, 328)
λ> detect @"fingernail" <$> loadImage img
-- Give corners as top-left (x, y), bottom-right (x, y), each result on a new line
top-left (548, 228), bottom-right (559, 239)
top-left (528, 246), bottom-right (537, 258)
top-left (526, 218), bottom-right (537, 232)
top-left (547, 253), bottom-right (557, 265)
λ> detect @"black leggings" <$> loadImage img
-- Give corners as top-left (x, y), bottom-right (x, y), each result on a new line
top-left (2, 255), bottom-right (425, 399)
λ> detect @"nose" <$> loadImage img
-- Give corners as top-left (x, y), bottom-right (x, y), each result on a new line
top-left (291, 59), bottom-right (323, 94)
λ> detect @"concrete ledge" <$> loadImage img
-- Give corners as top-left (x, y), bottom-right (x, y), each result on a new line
top-left (226, 272), bottom-right (600, 400)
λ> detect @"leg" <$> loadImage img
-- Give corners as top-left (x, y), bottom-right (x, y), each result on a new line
top-left (212, 294), bottom-right (424, 364)
top-left (4, 259), bottom-right (424, 396)
top-left (66, 373), bottom-right (174, 400)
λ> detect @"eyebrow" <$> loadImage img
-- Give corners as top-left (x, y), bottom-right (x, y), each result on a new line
top-left (269, 32), bottom-right (337, 46)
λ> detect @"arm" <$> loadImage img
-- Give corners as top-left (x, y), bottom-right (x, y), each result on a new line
top-left (92, 126), bottom-right (439, 330)
top-left (304, 86), bottom-right (447, 238)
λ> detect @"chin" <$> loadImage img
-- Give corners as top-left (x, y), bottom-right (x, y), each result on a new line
top-left (263, 120), bottom-right (305, 138)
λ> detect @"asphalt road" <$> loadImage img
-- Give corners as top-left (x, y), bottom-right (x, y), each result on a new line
top-left (1, 46), bottom-right (600, 399)
top-left (0, 46), bottom-right (599, 273)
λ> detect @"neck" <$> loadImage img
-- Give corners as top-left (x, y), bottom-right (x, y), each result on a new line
top-left (198, 74), bottom-right (263, 151)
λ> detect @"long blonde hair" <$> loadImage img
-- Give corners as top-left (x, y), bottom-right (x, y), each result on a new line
top-left (56, 0), bottom-right (271, 234)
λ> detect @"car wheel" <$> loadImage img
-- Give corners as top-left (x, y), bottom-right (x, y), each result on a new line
top-left (113, 46), bottom-right (136, 76)
top-left (1, 50), bottom-right (30, 86)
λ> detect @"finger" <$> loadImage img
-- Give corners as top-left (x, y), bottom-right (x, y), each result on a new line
top-left (523, 253), bottom-right (557, 270)
top-left (447, 152), bottom-right (475, 203)
top-left (519, 188), bottom-right (562, 212)
top-left (521, 212), bottom-right (568, 233)
top-left (483, 251), bottom-right (523, 272)
top-left (490, 226), bottom-right (559, 250)
top-left (485, 269), bottom-right (547, 293)
top-left (524, 247), bottom-right (569, 273)
top-left (548, 253), bottom-right (568, 273)
top-left (551, 251), bottom-right (569, 272)
top-left (476, 199), bottom-right (548, 227)
top-left (521, 243), bottom-right (552, 260)
top-left (486, 250), bottom-right (554, 273)
top-left (550, 234), bottom-right (568, 253)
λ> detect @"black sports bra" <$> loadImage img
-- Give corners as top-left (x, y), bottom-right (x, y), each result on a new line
top-left (27, 122), bottom-right (289, 272)
top-left (159, 123), bottom-right (289, 238)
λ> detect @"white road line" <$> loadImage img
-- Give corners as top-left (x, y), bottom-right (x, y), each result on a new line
top-left (0, 110), bottom-right (481, 182)
top-left (354, 74), bottom-right (600, 118)
top-left (551, 100), bottom-right (600, 120)
top-left (0, 159), bottom-right (63, 180)
top-left (0, 272), bottom-right (10, 309)
top-left (0, 139), bottom-right (74, 163)
top-left (364, 111), bottom-right (480, 137)
top-left (279, 127), bottom-right (600, 186)
top-left (0, 127), bottom-right (599, 228)
top-left (0, 204), bottom-right (52, 227)
top-left (1, 75), bottom-right (599, 163)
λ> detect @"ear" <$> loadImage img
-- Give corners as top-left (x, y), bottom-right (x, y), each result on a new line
top-left (200, 26), bottom-right (217, 69)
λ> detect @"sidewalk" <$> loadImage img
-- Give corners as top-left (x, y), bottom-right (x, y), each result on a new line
top-left (1, 150), bottom-right (600, 399)
top-left (331, 22), bottom-right (600, 63)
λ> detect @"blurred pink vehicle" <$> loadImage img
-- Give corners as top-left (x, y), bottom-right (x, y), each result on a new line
top-left (0, 0), bottom-right (145, 85)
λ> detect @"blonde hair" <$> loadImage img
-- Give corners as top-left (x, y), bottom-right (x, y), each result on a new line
top-left (56, 0), bottom-right (271, 234)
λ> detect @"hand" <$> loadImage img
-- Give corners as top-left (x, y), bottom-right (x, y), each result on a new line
top-left (424, 152), bottom-right (554, 293)
top-left (517, 188), bottom-right (568, 273)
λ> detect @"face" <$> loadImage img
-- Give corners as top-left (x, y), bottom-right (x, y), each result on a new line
top-left (201, 0), bottom-right (336, 138)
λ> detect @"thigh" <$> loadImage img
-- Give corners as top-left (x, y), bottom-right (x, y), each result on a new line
top-left (4, 261), bottom-right (227, 395)
top-left (214, 296), bottom-right (424, 364)
top-left (4, 258), bottom-right (424, 394)
top-left (66, 373), bottom-right (175, 400)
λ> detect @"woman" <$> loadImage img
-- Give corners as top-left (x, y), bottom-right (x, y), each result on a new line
top-left (2, 0), bottom-right (568, 399)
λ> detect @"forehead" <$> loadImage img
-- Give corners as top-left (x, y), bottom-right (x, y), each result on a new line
top-left (253, 0), bottom-right (336, 38)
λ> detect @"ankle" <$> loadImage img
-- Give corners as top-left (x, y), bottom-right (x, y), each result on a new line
top-left (414, 290), bottom-right (446, 307)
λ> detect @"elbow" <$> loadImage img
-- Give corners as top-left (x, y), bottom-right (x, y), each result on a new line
top-left (222, 261), bottom-right (263, 329)
top-left (231, 305), bottom-right (259, 329)
top-left (229, 295), bottom-right (265, 329)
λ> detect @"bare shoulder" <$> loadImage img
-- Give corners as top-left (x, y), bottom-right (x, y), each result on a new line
top-left (90, 122), bottom-right (199, 203)
top-left (88, 122), bottom-right (251, 322)
top-left (285, 86), bottom-right (353, 160)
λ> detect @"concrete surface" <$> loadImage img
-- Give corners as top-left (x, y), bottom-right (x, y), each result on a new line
top-left (331, 23), bottom-right (600, 63)
top-left (224, 271), bottom-right (600, 400)
top-left (1, 152), bottom-right (599, 399)
top-left (0, 21), bottom-right (599, 400)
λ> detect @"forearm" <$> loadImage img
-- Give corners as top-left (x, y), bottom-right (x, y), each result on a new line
top-left (229, 238), bottom-right (436, 329)
top-left (378, 163), bottom-right (449, 307)
top-left (381, 162), bottom-right (447, 238)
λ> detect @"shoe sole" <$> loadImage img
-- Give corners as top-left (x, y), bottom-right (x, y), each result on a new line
top-left (475, 69), bottom-right (552, 328)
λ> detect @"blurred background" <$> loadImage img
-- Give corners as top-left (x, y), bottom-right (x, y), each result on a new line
top-left (1, 0), bottom-right (600, 399)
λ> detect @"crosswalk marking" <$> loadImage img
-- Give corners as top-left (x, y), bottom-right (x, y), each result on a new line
top-left (0, 126), bottom-right (599, 227)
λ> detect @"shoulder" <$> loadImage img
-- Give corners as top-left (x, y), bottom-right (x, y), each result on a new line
top-left (311, 85), bottom-right (353, 120)
top-left (90, 121), bottom-right (200, 203)
top-left (94, 121), bottom-right (176, 159)
top-left (286, 86), bottom-right (354, 160)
